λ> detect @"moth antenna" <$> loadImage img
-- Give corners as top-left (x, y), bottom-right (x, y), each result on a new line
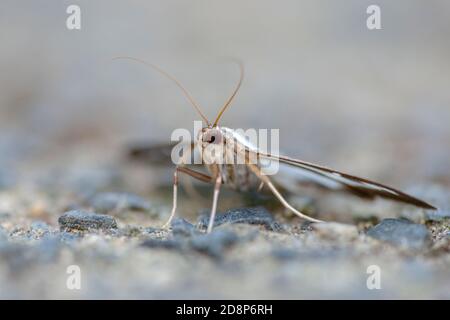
top-left (213, 60), bottom-right (244, 127)
top-left (113, 56), bottom-right (210, 125)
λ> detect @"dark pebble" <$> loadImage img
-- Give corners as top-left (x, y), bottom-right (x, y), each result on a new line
top-left (197, 207), bottom-right (283, 232)
top-left (88, 192), bottom-right (151, 213)
top-left (367, 218), bottom-right (430, 250)
top-left (189, 230), bottom-right (239, 258)
top-left (58, 210), bottom-right (118, 232)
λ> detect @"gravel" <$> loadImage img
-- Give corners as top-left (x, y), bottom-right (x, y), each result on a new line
top-left (0, 198), bottom-right (448, 299)
top-left (58, 210), bottom-right (118, 232)
top-left (366, 218), bottom-right (431, 250)
top-left (197, 207), bottom-right (283, 232)
top-left (0, 154), bottom-right (448, 299)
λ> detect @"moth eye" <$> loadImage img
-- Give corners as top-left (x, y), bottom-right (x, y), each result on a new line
top-left (203, 130), bottom-right (221, 144)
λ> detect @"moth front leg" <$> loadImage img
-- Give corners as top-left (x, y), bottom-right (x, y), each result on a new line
top-left (162, 166), bottom-right (212, 229)
top-left (161, 168), bottom-right (179, 229)
top-left (206, 174), bottom-right (222, 234)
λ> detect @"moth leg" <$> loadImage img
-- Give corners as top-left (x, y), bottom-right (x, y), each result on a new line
top-left (179, 144), bottom-right (205, 200)
top-left (181, 170), bottom-right (204, 200)
top-left (257, 181), bottom-right (265, 192)
top-left (246, 163), bottom-right (323, 223)
top-left (207, 174), bottom-right (222, 234)
top-left (162, 167), bottom-right (212, 229)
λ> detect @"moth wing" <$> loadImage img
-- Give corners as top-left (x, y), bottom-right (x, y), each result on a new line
top-left (257, 153), bottom-right (436, 210)
top-left (128, 141), bottom-right (202, 167)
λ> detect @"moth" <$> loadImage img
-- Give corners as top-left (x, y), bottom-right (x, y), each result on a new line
top-left (119, 57), bottom-right (436, 233)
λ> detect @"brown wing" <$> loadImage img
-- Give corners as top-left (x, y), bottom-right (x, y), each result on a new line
top-left (259, 153), bottom-right (436, 210)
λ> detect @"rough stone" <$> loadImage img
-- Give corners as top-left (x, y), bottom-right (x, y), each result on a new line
top-left (58, 210), bottom-right (117, 232)
top-left (367, 218), bottom-right (430, 250)
top-left (197, 207), bottom-right (283, 232)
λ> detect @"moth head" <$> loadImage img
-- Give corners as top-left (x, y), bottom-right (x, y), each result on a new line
top-left (198, 127), bottom-right (223, 148)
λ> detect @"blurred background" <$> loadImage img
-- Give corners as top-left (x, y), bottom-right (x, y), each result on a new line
top-left (0, 0), bottom-right (449, 299)
top-left (1, 0), bottom-right (449, 188)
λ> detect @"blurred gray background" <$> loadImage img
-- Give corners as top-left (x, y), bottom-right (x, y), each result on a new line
top-left (1, 0), bottom-right (449, 186)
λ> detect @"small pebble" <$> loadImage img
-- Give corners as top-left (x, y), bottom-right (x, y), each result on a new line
top-left (58, 210), bottom-right (117, 232)
top-left (366, 218), bottom-right (430, 250)
top-left (197, 207), bottom-right (282, 232)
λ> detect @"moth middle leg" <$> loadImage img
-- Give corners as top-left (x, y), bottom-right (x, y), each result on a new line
top-left (162, 166), bottom-right (212, 229)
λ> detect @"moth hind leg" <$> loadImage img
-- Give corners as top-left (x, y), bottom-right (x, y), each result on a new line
top-left (246, 163), bottom-right (324, 223)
